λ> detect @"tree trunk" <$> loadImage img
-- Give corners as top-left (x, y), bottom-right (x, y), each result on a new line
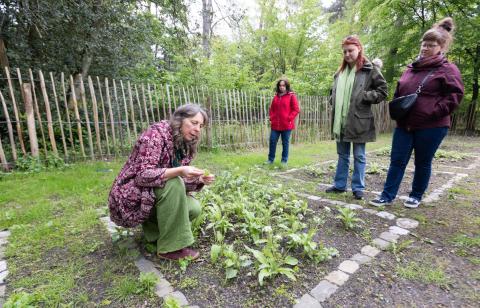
top-left (465, 44), bottom-right (479, 132)
top-left (69, 52), bottom-right (93, 110)
top-left (202, 0), bottom-right (213, 58)
top-left (0, 38), bottom-right (9, 69)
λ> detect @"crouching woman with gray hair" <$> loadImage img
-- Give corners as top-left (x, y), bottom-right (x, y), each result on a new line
top-left (108, 104), bottom-right (214, 260)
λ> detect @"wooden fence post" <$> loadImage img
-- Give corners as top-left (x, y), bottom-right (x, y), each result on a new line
top-left (38, 70), bottom-right (58, 155)
top-left (0, 90), bottom-right (17, 161)
top-left (50, 72), bottom-right (68, 158)
top-left (69, 75), bottom-right (86, 158)
top-left (0, 132), bottom-right (8, 171)
top-left (87, 76), bottom-right (103, 157)
top-left (22, 83), bottom-right (39, 158)
top-left (5, 66), bottom-right (26, 155)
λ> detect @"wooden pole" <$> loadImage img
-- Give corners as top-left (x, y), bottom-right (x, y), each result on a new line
top-left (0, 131), bottom-right (8, 171)
top-left (141, 84), bottom-right (150, 125)
top-left (111, 79), bottom-right (122, 154)
top-left (49, 72), bottom-right (68, 158)
top-left (69, 75), bottom-right (86, 158)
top-left (29, 69), bottom-right (48, 156)
top-left (5, 67), bottom-right (26, 155)
top-left (22, 83), bottom-right (39, 157)
top-left (38, 70), bottom-right (58, 155)
top-left (105, 78), bottom-right (116, 153)
top-left (0, 90), bottom-right (17, 161)
top-left (61, 73), bottom-right (74, 152)
top-left (166, 84), bottom-right (172, 117)
top-left (79, 75), bottom-right (94, 159)
top-left (134, 84), bottom-right (144, 127)
top-left (119, 80), bottom-right (131, 144)
top-left (96, 77), bottom-right (110, 156)
top-left (87, 76), bottom-right (103, 157)
top-left (147, 84), bottom-right (155, 122)
top-left (127, 81), bottom-right (137, 137)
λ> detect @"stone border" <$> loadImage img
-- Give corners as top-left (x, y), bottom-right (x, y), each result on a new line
top-left (0, 230), bottom-right (11, 306)
top-left (99, 215), bottom-right (197, 308)
top-left (293, 210), bottom-right (418, 307)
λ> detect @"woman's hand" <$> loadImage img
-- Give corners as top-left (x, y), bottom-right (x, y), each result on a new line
top-left (180, 166), bottom-right (204, 179)
top-left (199, 174), bottom-right (215, 185)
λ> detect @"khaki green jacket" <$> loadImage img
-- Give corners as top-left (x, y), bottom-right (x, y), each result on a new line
top-left (330, 60), bottom-right (388, 143)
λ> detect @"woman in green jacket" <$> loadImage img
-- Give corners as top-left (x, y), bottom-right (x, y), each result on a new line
top-left (326, 35), bottom-right (388, 200)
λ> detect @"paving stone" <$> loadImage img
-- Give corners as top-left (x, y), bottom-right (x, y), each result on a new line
top-left (396, 218), bottom-right (419, 229)
top-left (0, 270), bottom-right (8, 283)
top-left (350, 253), bottom-right (372, 265)
top-left (156, 278), bottom-right (174, 297)
top-left (379, 231), bottom-right (400, 243)
top-left (0, 284), bottom-right (5, 297)
top-left (375, 211), bottom-right (396, 220)
top-left (338, 260), bottom-right (359, 274)
top-left (372, 238), bottom-right (391, 250)
top-left (344, 204), bottom-right (363, 210)
top-left (293, 293), bottom-right (323, 308)
top-left (0, 231), bottom-right (10, 239)
top-left (310, 280), bottom-right (338, 302)
top-left (0, 248), bottom-right (4, 259)
top-left (0, 260), bottom-right (6, 272)
top-left (168, 291), bottom-right (189, 306)
top-left (308, 195), bottom-right (322, 201)
top-left (360, 245), bottom-right (380, 257)
top-left (0, 238), bottom-right (7, 247)
top-left (0, 297), bottom-right (4, 307)
top-left (388, 226), bottom-right (410, 235)
top-left (362, 208), bottom-right (377, 215)
top-left (135, 257), bottom-right (164, 278)
top-left (325, 270), bottom-right (349, 286)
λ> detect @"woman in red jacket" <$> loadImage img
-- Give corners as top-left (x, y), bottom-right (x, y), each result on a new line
top-left (267, 78), bottom-right (300, 165)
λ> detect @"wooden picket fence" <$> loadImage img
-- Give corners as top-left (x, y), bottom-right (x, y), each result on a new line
top-left (0, 67), bottom-right (393, 171)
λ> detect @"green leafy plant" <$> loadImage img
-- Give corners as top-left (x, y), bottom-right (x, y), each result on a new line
top-left (4, 291), bottom-right (45, 308)
top-left (15, 155), bottom-right (44, 172)
top-left (335, 207), bottom-right (364, 230)
top-left (366, 162), bottom-right (385, 175)
top-left (162, 295), bottom-right (182, 308)
top-left (137, 272), bottom-right (159, 296)
top-left (178, 256), bottom-right (194, 273)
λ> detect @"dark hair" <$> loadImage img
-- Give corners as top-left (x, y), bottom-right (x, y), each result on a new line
top-left (169, 104), bottom-right (208, 158)
top-left (338, 35), bottom-right (367, 72)
top-left (422, 17), bottom-right (455, 52)
top-left (275, 78), bottom-right (291, 94)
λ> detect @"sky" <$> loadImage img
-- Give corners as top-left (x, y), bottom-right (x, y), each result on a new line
top-left (188, 0), bottom-right (335, 38)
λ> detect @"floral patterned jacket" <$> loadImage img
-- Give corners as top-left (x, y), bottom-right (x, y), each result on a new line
top-left (108, 121), bottom-right (204, 227)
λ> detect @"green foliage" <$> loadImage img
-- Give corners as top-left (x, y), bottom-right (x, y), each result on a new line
top-left (178, 256), bottom-right (194, 273)
top-left (162, 295), bottom-right (182, 308)
top-left (335, 207), bottom-right (364, 230)
top-left (396, 261), bottom-right (449, 288)
top-left (138, 272), bottom-right (159, 297)
top-left (435, 150), bottom-right (469, 161)
top-left (4, 291), bottom-right (45, 308)
top-left (366, 162), bottom-right (385, 175)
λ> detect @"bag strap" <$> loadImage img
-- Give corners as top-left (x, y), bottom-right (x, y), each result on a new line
top-left (415, 68), bottom-right (438, 94)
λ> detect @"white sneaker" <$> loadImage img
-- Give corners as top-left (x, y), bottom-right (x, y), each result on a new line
top-left (403, 197), bottom-right (420, 208)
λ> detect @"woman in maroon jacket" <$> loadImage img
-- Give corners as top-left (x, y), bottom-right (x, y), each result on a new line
top-left (267, 78), bottom-right (300, 165)
top-left (370, 17), bottom-right (464, 208)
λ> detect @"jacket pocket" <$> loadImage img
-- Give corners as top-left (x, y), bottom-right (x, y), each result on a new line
top-left (351, 111), bottom-right (373, 136)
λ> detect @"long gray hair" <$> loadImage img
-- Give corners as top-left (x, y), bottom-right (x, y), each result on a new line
top-left (170, 104), bottom-right (209, 158)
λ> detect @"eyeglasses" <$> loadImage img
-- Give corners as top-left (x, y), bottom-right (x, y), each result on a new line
top-left (421, 42), bottom-right (439, 49)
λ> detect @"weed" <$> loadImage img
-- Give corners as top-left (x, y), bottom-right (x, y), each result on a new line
top-left (138, 272), bottom-right (159, 296)
top-left (335, 207), bottom-right (364, 230)
top-left (178, 277), bottom-right (199, 289)
top-left (366, 162), bottom-right (385, 175)
top-left (162, 295), bottom-right (182, 308)
top-left (178, 256), bottom-right (194, 273)
top-left (396, 261), bottom-right (449, 288)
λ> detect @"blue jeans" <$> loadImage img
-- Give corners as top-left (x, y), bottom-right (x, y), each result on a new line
top-left (268, 130), bottom-right (292, 163)
top-left (381, 127), bottom-right (448, 202)
top-left (333, 141), bottom-right (366, 192)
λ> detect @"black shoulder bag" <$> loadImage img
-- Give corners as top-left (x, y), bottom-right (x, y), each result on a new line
top-left (389, 68), bottom-right (437, 120)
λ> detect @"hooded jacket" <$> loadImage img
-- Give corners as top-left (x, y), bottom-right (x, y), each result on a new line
top-left (394, 55), bottom-right (464, 130)
top-left (269, 91), bottom-right (300, 131)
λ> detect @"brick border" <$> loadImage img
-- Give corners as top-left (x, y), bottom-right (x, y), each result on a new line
top-left (0, 230), bottom-right (11, 306)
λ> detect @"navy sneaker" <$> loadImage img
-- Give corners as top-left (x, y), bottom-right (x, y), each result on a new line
top-left (403, 197), bottom-right (420, 208)
top-left (353, 191), bottom-right (364, 200)
top-left (325, 186), bottom-right (346, 193)
top-left (369, 198), bottom-right (391, 207)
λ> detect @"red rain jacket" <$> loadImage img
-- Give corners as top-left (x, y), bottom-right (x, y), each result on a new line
top-left (269, 92), bottom-right (300, 131)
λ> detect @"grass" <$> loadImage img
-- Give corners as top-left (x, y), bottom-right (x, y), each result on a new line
top-left (396, 260), bottom-right (450, 288)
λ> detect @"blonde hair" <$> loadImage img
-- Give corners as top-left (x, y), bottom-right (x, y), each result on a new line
top-left (422, 17), bottom-right (455, 52)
